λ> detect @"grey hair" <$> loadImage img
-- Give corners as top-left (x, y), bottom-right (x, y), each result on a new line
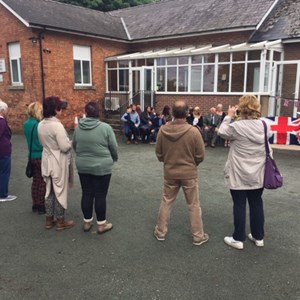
top-left (0, 100), bottom-right (8, 112)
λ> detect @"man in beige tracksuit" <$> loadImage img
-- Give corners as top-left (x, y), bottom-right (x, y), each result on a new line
top-left (154, 100), bottom-right (209, 246)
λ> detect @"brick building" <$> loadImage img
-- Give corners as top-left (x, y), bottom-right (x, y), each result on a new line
top-left (0, 0), bottom-right (299, 131)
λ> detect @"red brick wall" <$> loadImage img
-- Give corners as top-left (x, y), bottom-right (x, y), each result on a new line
top-left (0, 5), bottom-right (128, 131)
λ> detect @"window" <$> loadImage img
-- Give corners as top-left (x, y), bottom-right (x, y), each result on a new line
top-left (73, 45), bottom-right (92, 85)
top-left (8, 42), bottom-right (22, 85)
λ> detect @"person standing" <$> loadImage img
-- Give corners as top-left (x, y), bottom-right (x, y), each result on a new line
top-left (0, 100), bottom-right (17, 202)
top-left (38, 96), bottom-right (74, 231)
top-left (154, 100), bottom-right (209, 246)
top-left (218, 95), bottom-right (272, 250)
top-left (72, 102), bottom-right (118, 234)
top-left (24, 102), bottom-right (46, 214)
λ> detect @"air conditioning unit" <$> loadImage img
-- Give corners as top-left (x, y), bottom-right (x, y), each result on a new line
top-left (105, 97), bottom-right (120, 111)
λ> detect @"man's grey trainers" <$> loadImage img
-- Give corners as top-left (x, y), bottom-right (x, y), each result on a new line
top-left (0, 195), bottom-right (17, 202)
top-left (248, 233), bottom-right (264, 247)
top-left (154, 230), bottom-right (165, 241)
top-left (224, 236), bottom-right (244, 250)
top-left (193, 233), bottom-right (209, 246)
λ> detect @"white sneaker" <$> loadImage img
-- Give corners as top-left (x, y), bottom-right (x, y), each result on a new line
top-left (248, 233), bottom-right (264, 247)
top-left (224, 236), bottom-right (244, 250)
top-left (0, 195), bottom-right (17, 202)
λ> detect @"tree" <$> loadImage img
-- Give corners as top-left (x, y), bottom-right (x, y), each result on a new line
top-left (57, 0), bottom-right (156, 11)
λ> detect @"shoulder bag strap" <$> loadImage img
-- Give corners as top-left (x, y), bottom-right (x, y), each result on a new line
top-left (29, 123), bottom-right (37, 159)
top-left (261, 120), bottom-right (270, 156)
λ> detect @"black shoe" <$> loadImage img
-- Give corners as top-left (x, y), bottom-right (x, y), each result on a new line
top-left (32, 205), bottom-right (39, 213)
top-left (38, 205), bottom-right (46, 215)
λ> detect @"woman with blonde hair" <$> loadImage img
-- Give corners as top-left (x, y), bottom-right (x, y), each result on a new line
top-left (218, 95), bottom-right (272, 250)
top-left (24, 102), bottom-right (46, 214)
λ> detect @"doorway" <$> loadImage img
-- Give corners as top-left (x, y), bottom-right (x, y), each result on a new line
top-left (131, 67), bottom-right (154, 110)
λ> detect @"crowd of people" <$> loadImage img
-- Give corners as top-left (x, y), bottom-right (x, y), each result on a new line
top-left (121, 103), bottom-right (231, 148)
top-left (0, 95), bottom-right (273, 249)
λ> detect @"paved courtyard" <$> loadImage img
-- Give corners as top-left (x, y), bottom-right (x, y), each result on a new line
top-left (0, 134), bottom-right (299, 300)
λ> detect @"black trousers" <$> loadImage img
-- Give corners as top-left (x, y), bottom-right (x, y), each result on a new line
top-left (79, 173), bottom-right (112, 222)
top-left (230, 188), bottom-right (264, 242)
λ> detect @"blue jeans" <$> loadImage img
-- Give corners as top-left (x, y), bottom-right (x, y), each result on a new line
top-left (0, 155), bottom-right (11, 198)
top-left (230, 188), bottom-right (265, 242)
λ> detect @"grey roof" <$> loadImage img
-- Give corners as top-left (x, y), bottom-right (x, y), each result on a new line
top-left (2, 0), bottom-right (128, 40)
top-left (110, 0), bottom-right (277, 40)
top-left (250, 0), bottom-right (300, 42)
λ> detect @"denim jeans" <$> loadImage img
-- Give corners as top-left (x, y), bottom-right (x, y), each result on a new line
top-left (79, 173), bottom-right (112, 222)
top-left (230, 188), bottom-right (265, 242)
top-left (0, 155), bottom-right (11, 198)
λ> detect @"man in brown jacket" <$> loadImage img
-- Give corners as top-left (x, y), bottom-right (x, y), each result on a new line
top-left (154, 100), bottom-right (209, 246)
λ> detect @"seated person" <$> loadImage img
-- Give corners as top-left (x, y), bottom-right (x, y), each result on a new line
top-left (186, 107), bottom-right (194, 125)
top-left (191, 106), bottom-right (204, 133)
top-left (121, 104), bottom-right (140, 144)
top-left (203, 107), bottom-right (222, 148)
top-left (139, 106), bottom-right (152, 143)
top-left (150, 107), bottom-right (161, 144)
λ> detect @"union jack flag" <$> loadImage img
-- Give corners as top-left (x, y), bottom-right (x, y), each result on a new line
top-left (262, 116), bottom-right (300, 145)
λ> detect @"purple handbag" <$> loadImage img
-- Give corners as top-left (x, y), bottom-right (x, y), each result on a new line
top-left (262, 120), bottom-right (283, 189)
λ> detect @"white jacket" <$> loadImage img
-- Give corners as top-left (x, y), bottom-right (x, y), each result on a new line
top-left (218, 116), bottom-right (273, 190)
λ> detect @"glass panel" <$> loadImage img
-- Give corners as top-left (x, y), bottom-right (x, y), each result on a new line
top-left (132, 70), bottom-right (141, 105)
top-left (167, 67), bottom-right (177, 92)
top-left (273, 51), bottom-right (281, 61)
top-left (119, 69), bottom-right (129, 91)
top-left (191, 55), bottom-right (202, 64)
top-left (178, 66), bottom-right (188, 92)
top-left (108, 70), bottom-right (117, 91)
top-left (203, 65), bottom-right (214, 92)
top-left (167, 57), bottom-right (177, 65)
top-left (19, 58), bottom-right (22, 83)
top-left (203, 54), bottom-right (215, 63)
top-left (231, 64), bottom-right (245, 92)
top-left (74, 60), bottom-right (81, 84)
top-left (146, 58), bottom-right (154, 66)
top-left (144, 69), bottom-right (152, 91)
top-left (107, 61), bottom-right (117, 68)
top-left (264, 62), bottom-right (270, 92)
top-left (217, 64), bottom-right (229, 92)
top-left (11, 59), bottom-right (19, 83)
top-left (246, 62), bottom-right (260, 92)
top-left (156, 58), bottom-right (166, 66)
top-left (137, 59), bottom-right (145, 67)
top-left (232, 52), bottom-right (245, 62)
top-left (248, 50), bottom-right (261, 61)
top-left (82, 60), bottom-right (90, 84)
top-left (156, 68), bottom-right (165, 91)
top-left (219, 53), bottom-right (230, 62)
top-left (119, 60), bottom-right (129, 68)
top-left (178, 56), bottom-right (188, 65)
top-left (191, 66), bottom-right (202, 92)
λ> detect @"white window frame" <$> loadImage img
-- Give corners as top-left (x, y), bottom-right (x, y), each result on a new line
top-left (73, 45), bottom-right (92, 86)
top-left (8, 42), bottom-right (23, 86)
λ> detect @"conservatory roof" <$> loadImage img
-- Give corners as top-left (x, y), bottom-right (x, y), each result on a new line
top-left (105, 40), bottom-right (283, 61)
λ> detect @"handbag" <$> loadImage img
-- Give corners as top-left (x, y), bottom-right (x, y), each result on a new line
top-left (262, 120), bottom-right (283, 189)
top-left (25, 123), bottom-right (37, 178)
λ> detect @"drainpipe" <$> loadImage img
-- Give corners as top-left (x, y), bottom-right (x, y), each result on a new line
top-left (38, 31), bottom-right (45, 101)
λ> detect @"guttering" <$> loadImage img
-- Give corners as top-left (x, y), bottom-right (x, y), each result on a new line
top-left (29, 24), bottom-right (129, 43)
top-left (282, 38), bottom-right (300, 44)
top-left (0, 0), bottom-right (29, 27)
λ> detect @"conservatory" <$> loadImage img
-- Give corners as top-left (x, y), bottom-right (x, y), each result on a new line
top-left (105, 39), bottom-right (299, 117)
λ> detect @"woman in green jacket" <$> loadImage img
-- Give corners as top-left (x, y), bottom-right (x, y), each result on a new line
top-left (24, 102), bottom-right (46, 214)
top-left (72, 101), bottom-right (118, 234)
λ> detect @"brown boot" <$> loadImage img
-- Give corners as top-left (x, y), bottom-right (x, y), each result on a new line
top-left (45, 216), bottom-right (56, 230)
top-left (97, 221), bottom-right (113, 234)
top-left (56, 217), bottom-right (75, 231)
top-left (83, 221), bottom-right (93, 232)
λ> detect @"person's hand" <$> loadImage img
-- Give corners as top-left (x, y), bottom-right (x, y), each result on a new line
top-left (204, 126), bottom-right (209, 131)
top-left (215, 127), bottom-right (218, 132)
top-left (135, 124), bottom-right (139, 127)
top-left (227, 105), bottom-right (237, 118)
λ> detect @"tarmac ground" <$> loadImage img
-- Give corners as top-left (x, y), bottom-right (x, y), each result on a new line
top-left (0, 134), bottom-right (299, 300)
